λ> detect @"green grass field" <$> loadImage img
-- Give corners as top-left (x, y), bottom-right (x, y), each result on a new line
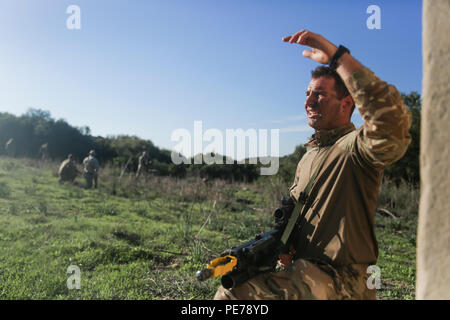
top-left (0, 157), bottom-right (417, 299)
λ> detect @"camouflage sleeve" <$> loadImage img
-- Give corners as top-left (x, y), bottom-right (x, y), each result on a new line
top-left (345, 67), bottom-right (412, 168)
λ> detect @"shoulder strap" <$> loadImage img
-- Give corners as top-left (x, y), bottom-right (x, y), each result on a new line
top-left (280, 147), bottom-right (333, 245)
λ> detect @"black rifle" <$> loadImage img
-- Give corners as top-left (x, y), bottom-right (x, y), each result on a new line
top-left (196, 148), bottom-right (332, 290)
top-left (196, 195), bottom-right (298, 290)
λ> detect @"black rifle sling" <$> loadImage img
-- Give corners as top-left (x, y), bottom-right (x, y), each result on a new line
top-left (280, 147), bottom-right (333, 246)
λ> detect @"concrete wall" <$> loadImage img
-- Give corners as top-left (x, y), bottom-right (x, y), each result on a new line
top-left (417, 0), bottom-right (450, 300)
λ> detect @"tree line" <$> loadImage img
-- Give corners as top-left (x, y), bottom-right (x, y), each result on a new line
top-left (0, 108), bottom-right (259, 182)
top-left (0, 91), bottom-right (420, 185)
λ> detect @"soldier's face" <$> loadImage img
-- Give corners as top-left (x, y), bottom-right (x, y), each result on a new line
top-left (305, 77), bottom-right (345, 131)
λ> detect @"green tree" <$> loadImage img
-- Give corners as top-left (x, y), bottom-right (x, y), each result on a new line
top-left (0, 109), bottom-right (173, 170)
top-left (384, 91), bottom-right (421, 185)
top-left (278, 144), bottom-right (307, 183)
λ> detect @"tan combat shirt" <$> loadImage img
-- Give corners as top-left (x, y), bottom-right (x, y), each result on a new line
top-left (83, 156), bottom-right (100, 174)
top-left (289, 66), bottom-right (412, 267)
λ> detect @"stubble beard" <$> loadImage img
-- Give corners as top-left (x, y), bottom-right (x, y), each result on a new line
top-left (307, 102), bottom-right (323, 130)
top-left (308, 100), bottom-right (343, 131)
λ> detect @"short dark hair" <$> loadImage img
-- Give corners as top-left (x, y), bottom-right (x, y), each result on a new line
top-left (311, 66), bottom-right (355, 115)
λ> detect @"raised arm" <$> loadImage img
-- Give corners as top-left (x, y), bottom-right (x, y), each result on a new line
top-left (283, 30), bottom-right (411, 167)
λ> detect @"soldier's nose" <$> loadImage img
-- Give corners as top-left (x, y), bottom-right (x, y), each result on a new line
top-left (305, 95), bottom-right (318, 108)
top-left (306, 101), bottom-right (319, 110)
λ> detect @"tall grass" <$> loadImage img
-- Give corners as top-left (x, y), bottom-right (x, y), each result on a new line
top-left (0, 156), bottom-right (419, 299)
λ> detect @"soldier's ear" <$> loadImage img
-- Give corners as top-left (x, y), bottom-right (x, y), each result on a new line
top-left (341, 95), bottom-right (354, 116)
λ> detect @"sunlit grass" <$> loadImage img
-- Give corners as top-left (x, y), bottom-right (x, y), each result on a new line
top-left (0, 156), bottom-right (418, 299)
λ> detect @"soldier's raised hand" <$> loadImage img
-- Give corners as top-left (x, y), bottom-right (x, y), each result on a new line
top-left (282, 30), bottom-right (338, 65)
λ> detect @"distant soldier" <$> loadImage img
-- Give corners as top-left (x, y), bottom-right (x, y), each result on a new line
top-left (5, 138), bottom-right (16, 157)
top-left (39, 143), bottom-right (49, 160)
top-left (136, 151), bottom-right (151, 178)
top-left (58, 154), bottom-right (79, 183)
top-left (83, 150), bottom-right (100, 189)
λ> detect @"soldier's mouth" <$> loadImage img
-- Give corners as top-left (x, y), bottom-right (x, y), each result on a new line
top-left (307, 111), bottom-right (322, 119)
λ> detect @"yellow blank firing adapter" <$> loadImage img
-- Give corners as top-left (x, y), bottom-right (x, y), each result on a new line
top-left (196, 255), bottom-right (237, 281)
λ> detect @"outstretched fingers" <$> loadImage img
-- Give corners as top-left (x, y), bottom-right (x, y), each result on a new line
top-left (282, 29), bottom-right (309, 45)
top-left (282, 31), bottom-right (314, 59)
top-left (282, 30), bottom-right (336, 64)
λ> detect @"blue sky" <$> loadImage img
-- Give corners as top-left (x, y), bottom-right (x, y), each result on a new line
top-left (0, 0), bottom-right (422, 157)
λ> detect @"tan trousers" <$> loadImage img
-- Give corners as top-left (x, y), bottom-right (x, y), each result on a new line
top-left (214, 259), bottom-right (376, 300)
